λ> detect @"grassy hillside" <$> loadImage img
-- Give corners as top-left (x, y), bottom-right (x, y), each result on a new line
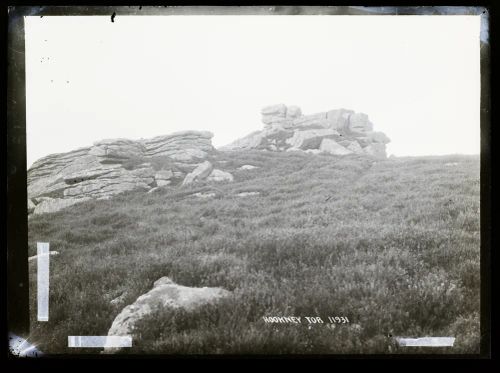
top-left (27, 151), bottom-right (480, 354)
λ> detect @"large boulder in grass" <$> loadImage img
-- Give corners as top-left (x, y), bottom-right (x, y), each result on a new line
top-left (181, 161), bottom-right (214, 185)
top-left (238, 165), bottom-right (258, 170)
top-left (207, 169), bottom-right (234, 183)
top-left (104, 277), bottom-right (231, 353)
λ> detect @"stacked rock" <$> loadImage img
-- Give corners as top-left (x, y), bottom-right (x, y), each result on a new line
top-left (141, 130), bottom-right (214, 161)
top-left (221, 104), bottom-right (390, 159)
top-left (261, 104), bottom-right (302, 129)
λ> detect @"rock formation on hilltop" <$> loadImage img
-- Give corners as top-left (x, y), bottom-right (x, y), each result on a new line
top-left (27, 105), bottom-right (390, 215)
top-left (27, 131), bottom-right (217, 215)
top-left (220, 104), bottom-right (390, 158)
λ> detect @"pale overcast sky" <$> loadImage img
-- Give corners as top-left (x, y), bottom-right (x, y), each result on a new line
top-left (24, 15), bottom-right (481, 168)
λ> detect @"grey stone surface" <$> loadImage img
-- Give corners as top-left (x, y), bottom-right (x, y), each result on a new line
top-left (33, 197), bottom-right (91, 215)
top-left (27, 198), bottom-right (36, 214)
top-left (27, 131), bottom-right (216, 214)
top-left (319, 138), bottom-right (353, 155)
top-left (368, 131), bottom-right (391, 144)
top-left (207, 169), bottom-right (234, 183)
top-left (286, 105), bottom-right (302, 119)
top-left (347, 112), bottom-right (374, 135)
top-left (182, 161), bottom-right (214, 185)
top-left (238, 165), bottom-right (258, 170)
top-left (220, 104), bottom-right (389, 157)
top-left (192, 192), bottom-right (217, 198)
top-left (261, 104), bottom-right (287, 116)
top-left (105, 277), bottom-right (231, 352)
top-left (363, 143), bottom-right (387, 158)
top-left (286, 128), bottom-right (339, 149)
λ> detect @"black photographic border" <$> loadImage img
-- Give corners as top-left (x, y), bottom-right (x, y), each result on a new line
top-left (5, 4), bottom-right (493, 360)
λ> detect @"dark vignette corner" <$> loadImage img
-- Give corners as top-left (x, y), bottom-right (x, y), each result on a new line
top-left (6, 5), bottom-right (29, 342)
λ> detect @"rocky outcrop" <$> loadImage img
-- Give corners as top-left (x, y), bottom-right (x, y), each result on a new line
top-left (27, 106), bottom-right (391, 215)
top-left (104, 277), bottom-right (231, 352)
top-left (28, 131), bottom-right (216, 214)
top-left (220, 105), bottom-right (390, 158)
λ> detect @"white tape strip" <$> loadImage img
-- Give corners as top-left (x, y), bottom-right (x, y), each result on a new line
top-left (37, 242), bottom-right (50, 322)
top-left (68, 336), bottom-right (132, 348)
top-left (396, 337), bottom-right (455, 347)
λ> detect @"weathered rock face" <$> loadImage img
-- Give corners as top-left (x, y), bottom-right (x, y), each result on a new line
top-left (89, 139), bottom-right (145, 161)
top-left (104, 277), bottom-right (231, 352)
top-left (220, 105), bottom-right (390, 158)
top-left (28, 131), bottom-right (216, 214)
top-left (319, 138), bottom-right (353, 155)
top-left (154, 170), bottom-right (173, 187)
top-left (286, 128), bottom-right (339, 149)
top-left (32, 196), bottom-right (92, 215)
top-left (142, 131), bottom-right (214, 161)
